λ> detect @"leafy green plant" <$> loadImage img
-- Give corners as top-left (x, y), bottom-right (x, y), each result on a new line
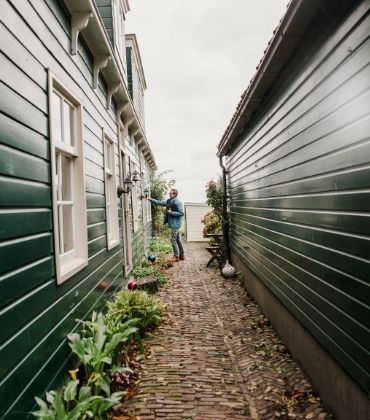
top-left (32, 379), bottom-right (122, 419)
top-left (149, 237), bottom-right (172, 254)
top-left (105, 290), bottom-right (165, 337)
top-left (33, 286), bottom-right (166, 419)
top-left (205, 177), bottom-right (223, 222)
top-left (133, 265), bottom-right (167, 285)
top-left (67, 312), bottom-right (137, 395)
top-left (103, 316), bottom-right (143, 361)
top-left (203, 177), bottom-right (224, 237)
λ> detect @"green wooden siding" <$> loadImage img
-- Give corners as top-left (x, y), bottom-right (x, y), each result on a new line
top-left (0, 0), bottom-right (150, 417)
top-left (226, 2), bottom-right (370, 393)
top-left (96, 0), bottom-right (114, 44)
top-left (127, 47), bottom-right (133, 98)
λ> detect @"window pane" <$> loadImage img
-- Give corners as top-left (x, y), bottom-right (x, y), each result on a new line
top-left (106, 176), bottom-right (111, 206)
top-left (63, 100), bottom-right (73, 146)
top-left (61, 154), bottom-right (72, 201)
top-left (51, 92), bottom-right (62, 143)
top-left (57, 203), bottom-right (64, 253)
top-left (55, 153), bottom-right (61, 201)
top-left (105, 140), bottom-right (111, 171)
top-left (62, 204), bottom-right (74, 253)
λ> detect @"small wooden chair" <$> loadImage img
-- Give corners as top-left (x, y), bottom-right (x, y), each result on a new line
top-left (205, 245), bottom-right (222, 267)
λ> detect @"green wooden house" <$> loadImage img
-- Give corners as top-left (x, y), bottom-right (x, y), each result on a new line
top-left (0, 0), bottom-right (155, 416)
top-left (218, 0), bottom-right (370, 419)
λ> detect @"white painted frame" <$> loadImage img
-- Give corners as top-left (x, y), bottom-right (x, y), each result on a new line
top-left (103, 130), bottom-right (120, 250)
top-left (119, 123), bottom-right (133, 276)
top-left (48, 71), bottom-right (88, 284)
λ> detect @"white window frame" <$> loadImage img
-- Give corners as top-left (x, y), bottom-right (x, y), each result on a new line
top-left (48, 72), bottom-right (88, 285)
top-left (103, 131), bottom-right (120, 250)
top-left (118, 124), bottom-right (132, 274)
top-left (131, 162), bottom-right (139, 233)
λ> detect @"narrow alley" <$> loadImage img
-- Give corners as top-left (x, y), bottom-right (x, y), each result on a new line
top-left (116, 243), bottom-right (332, 419)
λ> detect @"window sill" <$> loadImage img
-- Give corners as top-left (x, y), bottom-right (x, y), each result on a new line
top-left (59, 258), bottom-right (88, 284)
top-left (107, 239), bottom-right (120, 251)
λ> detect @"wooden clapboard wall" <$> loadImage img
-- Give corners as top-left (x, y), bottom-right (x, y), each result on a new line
top-left (226, 1), bottom-right (370, 394)
top-left (0, 0), bottom-right (131, 416)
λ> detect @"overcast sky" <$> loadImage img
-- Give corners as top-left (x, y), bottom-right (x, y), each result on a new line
top-left (126, 1), bottom-right (288, 203)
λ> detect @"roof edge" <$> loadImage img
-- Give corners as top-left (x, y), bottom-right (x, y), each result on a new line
top-left (217, 0), bottom-right (324, 157)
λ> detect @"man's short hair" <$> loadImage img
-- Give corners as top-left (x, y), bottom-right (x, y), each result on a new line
top-left (170, 188), bottom-right (178, 196)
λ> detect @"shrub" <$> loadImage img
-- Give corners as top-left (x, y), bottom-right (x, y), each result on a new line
top-left (201, 211), bottom-right (222, 236)
top-left (152, 254), bottom-right (173, 270)
top-left (149, 237), bottom-right (172, 254)
top-left (205, 177), bottom-right (223, 222)
top-left (105, 290), bottom-right (165, 337)
top-left (133, 265), bottom-right (167, 285)
top-left (32, 289), bottom-right (165, 419)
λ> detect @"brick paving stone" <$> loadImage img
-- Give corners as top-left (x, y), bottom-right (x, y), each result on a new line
top-left (116, 243), bottom-right (333, 419)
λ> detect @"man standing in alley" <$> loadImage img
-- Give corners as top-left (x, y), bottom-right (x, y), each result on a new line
top-left (147, 189), bottom-right (185, 262)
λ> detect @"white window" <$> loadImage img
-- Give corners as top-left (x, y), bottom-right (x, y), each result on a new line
top-left (49, 73), bottom-right (88, 284)
top-left (104, 133), bottom-right (120, 249)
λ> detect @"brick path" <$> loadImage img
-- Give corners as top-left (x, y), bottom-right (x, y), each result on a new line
top-left (118, 243), bottom-right (332, 419)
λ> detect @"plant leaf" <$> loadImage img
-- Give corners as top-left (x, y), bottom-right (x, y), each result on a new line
top-left (45, 391), bottom-right (56, 405)
top-left (101, 356), bottom-right (112, 365)
top-left (63, 379), bottom-right (79, 401)
top-left (96, 312), bottom-right (107, 351)
top-left (98, 375), bottom-right (111, 397)
top-left (52, 391), bottom-right (67, 417)
top-left (34, 396), bottom-right (48, 410)
top-left (79, 386), bottom-right (92, 401)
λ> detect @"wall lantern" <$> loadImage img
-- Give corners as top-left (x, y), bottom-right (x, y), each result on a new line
top-left (131, 170), bottom-right (140, 183)
top-left (117, 171), bottom-right (140, 197)
top-left (140, 188), bottom-right (150, 200)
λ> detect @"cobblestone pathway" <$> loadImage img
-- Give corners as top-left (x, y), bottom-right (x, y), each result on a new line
top-left (117, 243), bottom-right (332, 419)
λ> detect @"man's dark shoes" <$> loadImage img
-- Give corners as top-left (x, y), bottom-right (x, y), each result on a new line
top-left (170, 256), bottom-right (179, 262)
top-left (179, 255), bottom-right (185, 260)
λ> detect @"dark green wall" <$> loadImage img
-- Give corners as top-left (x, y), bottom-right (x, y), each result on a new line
top-left (0, 0), bottom-right (149, 417)
top-left (226, 1), bottom-right (370, 394)
top-left (96, 0), bottom-right (114, 43)
top-left (126, 46), bottom-right (133, 98)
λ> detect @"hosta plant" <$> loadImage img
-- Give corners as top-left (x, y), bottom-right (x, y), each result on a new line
top-left (32, 379), bottom-right (122, 420)
top-left (105, 290), bottom-right (165, 337)
top-left (67, 312), bottom-right (138, 395)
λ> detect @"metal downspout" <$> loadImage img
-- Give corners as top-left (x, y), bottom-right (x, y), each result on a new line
top-left (219, 156), bottom-right (231, 262)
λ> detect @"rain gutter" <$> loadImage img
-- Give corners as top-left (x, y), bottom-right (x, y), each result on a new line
top-left (217, 0), bottom-right (324, 157)
top-left (219, 156), bottom-right (231, 262)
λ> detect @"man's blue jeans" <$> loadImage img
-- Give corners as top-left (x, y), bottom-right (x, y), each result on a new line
top-left (170, 229), bottom-right (184, 257)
